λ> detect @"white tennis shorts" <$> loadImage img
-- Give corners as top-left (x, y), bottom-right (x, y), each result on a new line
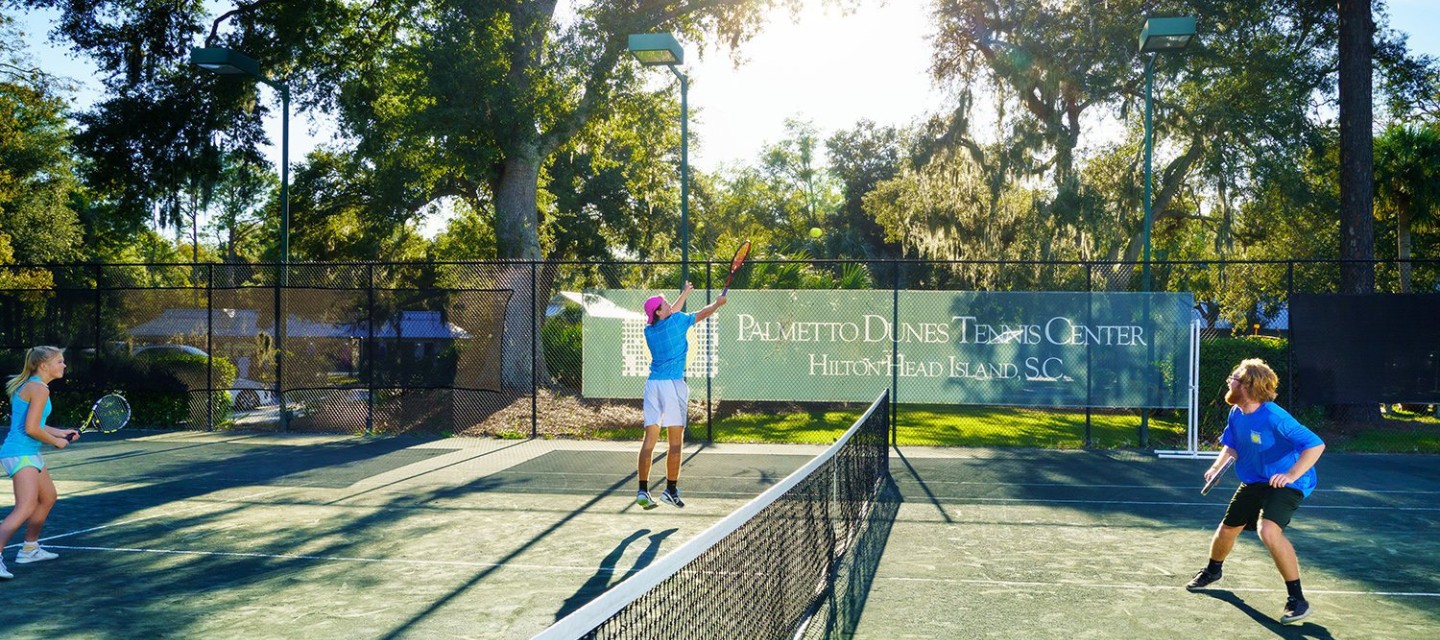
top-left (642, 379), bottom-right (690, 428)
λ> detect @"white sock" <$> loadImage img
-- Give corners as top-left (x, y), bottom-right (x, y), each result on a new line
top-left (21, 541), bottom-right (38, 551)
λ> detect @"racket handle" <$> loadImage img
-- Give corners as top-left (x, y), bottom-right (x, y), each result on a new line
top-left (65, 432), bottom-right (77, 442)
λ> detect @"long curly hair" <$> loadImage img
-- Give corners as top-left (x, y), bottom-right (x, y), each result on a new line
top-left (1232, 358), bottom-right (1279, 403)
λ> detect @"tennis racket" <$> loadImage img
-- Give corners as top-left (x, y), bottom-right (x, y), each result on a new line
top-left (720, 240), bottom-right (752, 297)
top-left (65, 393), bottom-right (131, 441)
top-left (1200, 457), bottom-right (1235, 496)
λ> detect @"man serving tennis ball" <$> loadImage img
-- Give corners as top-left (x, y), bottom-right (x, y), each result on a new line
top-left (635, 283), bottom-right (726, 510)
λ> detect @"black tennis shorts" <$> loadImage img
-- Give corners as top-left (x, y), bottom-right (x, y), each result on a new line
top-left (1223, 482), bottom-right (1305, 530)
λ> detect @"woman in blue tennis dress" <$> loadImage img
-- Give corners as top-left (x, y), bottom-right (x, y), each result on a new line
top-left (0, 346), bottom-right (79, 579)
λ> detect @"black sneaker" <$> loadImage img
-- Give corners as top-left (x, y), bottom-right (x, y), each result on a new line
top-left (660, 488), bottom-right (685, 508)
top-left (1280, 597), bottom-right (1310, 624)
top-left (1186, 569), bottom-right (1222, 590)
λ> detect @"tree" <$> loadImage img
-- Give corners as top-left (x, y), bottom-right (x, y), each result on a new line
top-left (826, 119), bottom-right (904, 261)
top-left (206, 144), bottom-right (277, 264)
top-left (1373, 121), bottom-right (1440, 292)
top-left (0, 14), bottom-right (83, 276)
top-left (910, 0), bottom-right (1428, 272)
top-left (24, 0), bottom-right (862, 389)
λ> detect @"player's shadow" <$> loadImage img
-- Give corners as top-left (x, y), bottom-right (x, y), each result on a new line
top-left (553, 527), bottom-right (678, 621)
top-left (1200, 590), bottom-right (1335, 639)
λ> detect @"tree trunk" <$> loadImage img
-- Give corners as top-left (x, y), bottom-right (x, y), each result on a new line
top-left (1335, 0), bottom-right (1382, 426)
top-left (495, 142), bottom-right (548, 391)
top-left (1338, 0), bottom-right (1375, 294)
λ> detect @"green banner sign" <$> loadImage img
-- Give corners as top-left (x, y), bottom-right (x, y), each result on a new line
top-left (581, 290), bottom-right (1195, 408)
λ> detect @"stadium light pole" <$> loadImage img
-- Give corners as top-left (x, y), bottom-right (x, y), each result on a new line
top-left (1138, 17), bottom-right (1196, 292)
top-left (627, 33), bottom-right (690, 291)
top-left (190, 46), bottom-right (291, 428)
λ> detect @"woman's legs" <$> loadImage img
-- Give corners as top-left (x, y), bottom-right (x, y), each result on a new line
top-left (22, 469), bottom-right (57, 544)
top-left (0, 468), bottom-right (41, 548)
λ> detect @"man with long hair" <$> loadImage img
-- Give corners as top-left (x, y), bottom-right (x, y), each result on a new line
top-left (1186, 358), bottom-right (1326, 624)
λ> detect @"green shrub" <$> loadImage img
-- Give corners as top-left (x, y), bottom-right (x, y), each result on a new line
top-left (543, 306), bottom-right (582, 388)
top-left (138, 351), bottom-right (238, 427)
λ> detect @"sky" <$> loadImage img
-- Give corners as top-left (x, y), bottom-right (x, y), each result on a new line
top-left (13, 0), bottom-right (1440, 231)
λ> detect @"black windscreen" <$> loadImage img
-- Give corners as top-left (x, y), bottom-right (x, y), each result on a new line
top-left (1291, 294), bottom-right (1440, 405)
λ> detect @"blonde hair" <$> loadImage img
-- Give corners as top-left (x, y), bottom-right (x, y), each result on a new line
top-left (5, 346), bottom-right (64, 397)
top-left (1232, 358), bottom-right (1278, 403)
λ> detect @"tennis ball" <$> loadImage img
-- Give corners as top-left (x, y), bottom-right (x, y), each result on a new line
top-left (809, 227), bottom-right (823, 238)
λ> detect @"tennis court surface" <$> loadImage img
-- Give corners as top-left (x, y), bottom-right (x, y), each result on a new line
top-left (1, 417), bottom-right (1436, 639)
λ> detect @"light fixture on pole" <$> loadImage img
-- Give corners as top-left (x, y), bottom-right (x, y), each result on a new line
top-left (1137, 16), bottom-right (1196, 292)
top-left (191, 46), bottom-right (292, 428)
top-left (627, 33), bottom-right (690, 292)
top-left (190, 47), bottom-right (290, 270)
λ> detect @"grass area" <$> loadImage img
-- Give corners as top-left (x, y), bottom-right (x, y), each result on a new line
top-left (589, 403), bottom-right (1439, 453)
top-left (592, 404), bottom-right (1187, 449)
top-left (1329, 408), bottom-right (1440, 453)
top-left (893, 404), bottom-right (1186, 449)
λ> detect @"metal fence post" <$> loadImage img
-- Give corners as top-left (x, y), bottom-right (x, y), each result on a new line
top-left (1286, 260), bottom-right (1295, 408)
top-left (206, 263), bottom-right (214, 431)
top-left (531, 260), bottom-right (538, 439)
top-left (93, 263), bottom-right (102, 396)
top-left (366, 263), bottom-right (376, 435)
top-left (891, 260), bottom-right (900, 445)
top-left (1085, 261), bottom-right (1093, 448)
top-left (276, 262), bottom-right (288, 431)
top-left (705, 262), bottom-right (713, 443)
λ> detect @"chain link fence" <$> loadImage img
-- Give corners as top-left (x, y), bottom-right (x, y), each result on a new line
top-left (2, 259), bottom-right (1436, 451)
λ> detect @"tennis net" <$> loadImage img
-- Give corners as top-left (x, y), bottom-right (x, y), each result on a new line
top-left (534, 389), bottom-right (893, 640)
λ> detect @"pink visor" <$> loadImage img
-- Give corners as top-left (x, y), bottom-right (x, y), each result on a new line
top-left (644, 295), bottom-right (665, 324)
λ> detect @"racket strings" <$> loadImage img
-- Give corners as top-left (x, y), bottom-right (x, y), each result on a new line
top-left (730, 243), bottom-right (750, 268)
top-left (91, 396), bottom-right (131, 430)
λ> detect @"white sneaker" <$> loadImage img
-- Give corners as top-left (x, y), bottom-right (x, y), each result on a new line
top-left (15, 545), bottom-right (58, 564)
top-left (0, 559), bottom-right (12, 579)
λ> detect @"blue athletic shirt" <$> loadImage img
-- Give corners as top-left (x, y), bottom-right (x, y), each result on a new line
top-left (1220, 402), bottom-right (1324, 497)
top-left (2, 376), bottom-right (51, 457)
top-left (644, 311), bottom-right (696, 380)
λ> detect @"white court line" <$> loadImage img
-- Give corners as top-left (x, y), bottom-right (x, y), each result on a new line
top-left (39, 544), bottom-right (623, 574)
top-left (896, 479), bottom-right (1440, 496)
top-left (881, 576), bottom-right (1440, 598)
top-left (937, 497), bottom-right (1440, 512)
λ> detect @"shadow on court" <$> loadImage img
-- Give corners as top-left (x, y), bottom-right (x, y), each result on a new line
top-left (3, 432), bottom-right (1435, 640)
top-left (553, 527), bottom-right (676, 621)
top-left (856, 448), bottom-right (1440, 639)
top-left (1201, 591), bottom-right (1337, 639)
top-left (0, 433), bottom-right (825, 640)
